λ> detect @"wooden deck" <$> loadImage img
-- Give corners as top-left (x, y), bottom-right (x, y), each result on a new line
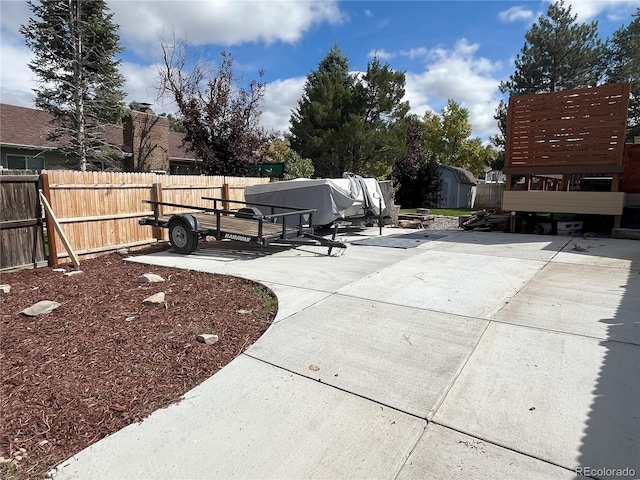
top-left (503, 191), bottom-right (627, 215)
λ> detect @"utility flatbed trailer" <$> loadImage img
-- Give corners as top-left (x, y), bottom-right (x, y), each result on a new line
top-left (139, 197), bottom-right (347, 255)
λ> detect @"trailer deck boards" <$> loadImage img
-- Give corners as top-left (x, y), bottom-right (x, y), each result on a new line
top-left (139, 197), bottom-right (347, 255)
top-left (153, 212), bottom-right (309, 241)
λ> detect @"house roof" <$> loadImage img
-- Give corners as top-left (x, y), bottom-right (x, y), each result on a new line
top-left (439, 164), bottom-right (477, 185)
top-left (0, 103), bottom-right (195, 160)
top-left (169, 130), bottom-right (193, 160)
top-left (1, 103), bottom-right (60, 149)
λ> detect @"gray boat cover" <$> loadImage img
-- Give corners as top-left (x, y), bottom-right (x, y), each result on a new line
top-left (244, 176), bottom-right (385, 226)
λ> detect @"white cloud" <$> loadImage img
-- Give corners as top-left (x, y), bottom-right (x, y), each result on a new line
top-left (400, 47), bottom-right (429, 60)
top-left (109, 0), bottom-right (344, 57)
top-left (498, 6), bottom-right (535, 23)
top-left (403, 39), bottom-right (502, 139)
top-left (364, 9), bottom-right (373, 18)
top-left (0, 0), bottom-right (35, 106)
top-left (561, 0), bottom-right (639, 21)
top-left (261, 77), bottom-right (306, 135)
top-left (367, 49), bottom-right (396, 60)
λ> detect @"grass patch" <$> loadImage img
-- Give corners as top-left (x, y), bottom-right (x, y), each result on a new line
top-left (252, 284), bottom-right (278, 317)
top-left (401, 208), bottom-right (474, 216)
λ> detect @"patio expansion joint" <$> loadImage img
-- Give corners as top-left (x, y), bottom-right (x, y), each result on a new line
top-left (332, 247), bottom-right (429, 293)
top-left (241, 351), bottom-right (428, 423)
top-left (488, 237), bottom-right (571, 321)
top-left (488, 315), bottom-right (640, 347)
top-left (425, 422), bottom-right (585, 477)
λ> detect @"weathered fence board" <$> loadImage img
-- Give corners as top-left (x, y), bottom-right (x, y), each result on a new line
top-left (474, 183), bottom-right (505, 210)
top-left (0, 170), bottom-right (47, 271)
top-left (41, 170), bottom-right (270, 264)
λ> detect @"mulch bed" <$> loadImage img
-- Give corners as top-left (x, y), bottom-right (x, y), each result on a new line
top-left (0, 250), bottom-right (277, 479)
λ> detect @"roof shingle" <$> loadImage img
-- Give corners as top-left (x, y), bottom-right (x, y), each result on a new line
top-left (0, 103), bottom-right (195, 160)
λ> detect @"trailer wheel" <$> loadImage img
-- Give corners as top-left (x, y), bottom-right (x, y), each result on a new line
top-left (169, 218), bottom-right (198, 254)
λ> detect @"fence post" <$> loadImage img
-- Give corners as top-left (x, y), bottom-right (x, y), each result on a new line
top-left (40, 173), bottom-right (59, 267)
top-left (222, 183), bottom-right (230, 212)
top-left (151, 183), bottom-right (163, 239)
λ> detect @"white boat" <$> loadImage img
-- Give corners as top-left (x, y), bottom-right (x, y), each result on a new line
top-left (244, 174), bottom-right (385, 226)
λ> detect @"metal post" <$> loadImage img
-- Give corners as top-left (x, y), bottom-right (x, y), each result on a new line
top-left (379, 197), bottom-right (383, 236)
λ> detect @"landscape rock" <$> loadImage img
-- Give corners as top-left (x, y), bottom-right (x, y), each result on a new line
top-left (138, 273), bottom-right (165, 283)
top-left (20, 300), bottom-right (61, 317)
top-left (236, 309), bottom-right (251, 315)
top-left (64, 270), bottom-right (84, 277)
top-left (116, 248), bottom-right (130, 255)
top-left (196, 334), bottom-right (219, 345)
top-left (0, 285), bottom-right (10, 294)
top-left (143, 292), bottom-right (165, 305)
top-left (52, 268), bottom-right (66, 273)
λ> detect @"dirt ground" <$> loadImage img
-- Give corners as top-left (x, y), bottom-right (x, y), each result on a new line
top-left (0, 248), bottom-right (277, 480)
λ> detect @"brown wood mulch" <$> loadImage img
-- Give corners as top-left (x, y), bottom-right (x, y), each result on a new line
top-left (0, 250), bottom-right (277, 480)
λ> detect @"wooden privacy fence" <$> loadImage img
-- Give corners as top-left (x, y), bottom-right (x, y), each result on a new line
top-left (474, 183), bottom-right (505, 210)
top-left (41, 170), bottom-right (270, 265)
top-left (1, 170), bottom-right (47, 271)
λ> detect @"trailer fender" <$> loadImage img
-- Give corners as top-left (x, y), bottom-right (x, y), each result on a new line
top-left (168, 214), bottom-right (204, 234)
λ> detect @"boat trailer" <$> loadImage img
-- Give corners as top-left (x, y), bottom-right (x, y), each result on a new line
top-left (139, 197), bottom-right (347, 255)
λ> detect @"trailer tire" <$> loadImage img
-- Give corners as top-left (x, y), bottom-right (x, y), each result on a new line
top-left (169, 218), bottom-right (198, 254)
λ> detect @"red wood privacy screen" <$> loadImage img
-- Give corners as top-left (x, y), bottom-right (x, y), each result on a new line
top-left (505, 83), bottom-right (631, 175)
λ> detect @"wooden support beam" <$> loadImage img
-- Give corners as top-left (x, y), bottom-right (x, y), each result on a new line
top-left (614, 215), bottom-right (622, 228)
top-left (611, 173), bottom-right (620, 192)
top-left (39, 191), bottom-right (80, 268)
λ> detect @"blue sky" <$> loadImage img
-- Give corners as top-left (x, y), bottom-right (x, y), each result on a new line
top-left (1, 0), bottom-right (638, 142)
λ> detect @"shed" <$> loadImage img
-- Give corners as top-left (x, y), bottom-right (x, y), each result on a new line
top-left (438, 165), bottom-right (477, 208)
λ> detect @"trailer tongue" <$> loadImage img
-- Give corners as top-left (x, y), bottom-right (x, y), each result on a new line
top-left (138, 197), bottom-right (347, 255)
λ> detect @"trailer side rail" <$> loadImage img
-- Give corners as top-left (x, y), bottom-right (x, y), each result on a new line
top-left (138, 197), bottom-right (346, 255)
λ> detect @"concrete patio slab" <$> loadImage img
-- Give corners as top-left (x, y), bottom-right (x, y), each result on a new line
top-left (247, 294), bottom-right (488, 418)
top-left (260, 282), bottom-right (333, 323)
top-left (433, 322), bottom-right (640, 474)
top-left (431, 232), bottom-right (571, 262)
top-left (129, 242), bottom-right (418, 293)
top-left (396, 424), bottom-right (575, 479)
top-left (554, 237), bottom-right (640, 270)
top-left (493, 262), bottom-right (640, 344)
top-left (53, 355), bottom-right (426, 480)
top-left (338, 249), bottom-right (545, 318)
top-left (71, 231), bottom-right (638, 479)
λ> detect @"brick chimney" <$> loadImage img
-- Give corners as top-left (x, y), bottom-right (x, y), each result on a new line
top-left (123, 105), bottom-right (170, 172)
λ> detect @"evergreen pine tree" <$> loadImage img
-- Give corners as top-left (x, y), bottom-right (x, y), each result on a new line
top-left (492, 0), bottom-right (604, 152)
top-left (605, 8), bottom-right (640, 140)
top-left (289, 44), bottom-right (353, 177)
top-left (21, 0), bottom-right (126, 171)
top-left (289, 44), bottom-right (407, 178)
